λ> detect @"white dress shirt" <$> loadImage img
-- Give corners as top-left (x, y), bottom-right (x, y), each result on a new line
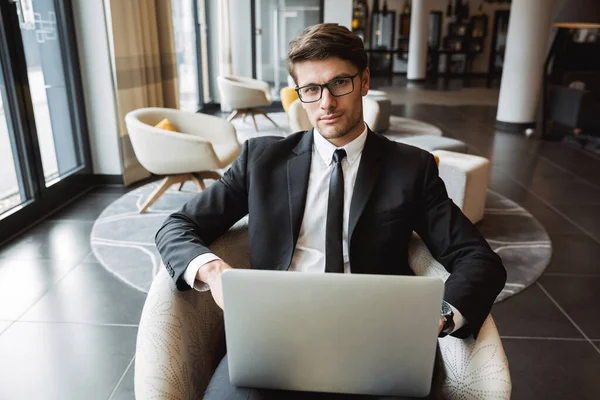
top-left (183, 123), bottom-right (465, 332)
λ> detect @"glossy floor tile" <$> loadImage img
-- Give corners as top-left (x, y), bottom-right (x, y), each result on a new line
top-left (536, 144), bottom-right (600, 184)
top-left (491, 285), bottom-right (583, 338)
top-left (21, 261), bottom-right (146, 325)
top-left (502, 339), bottom-right (600, 400)
top-left (48, 193), bottom-right (122, 222)
top-left (0, 257), bottom-right (80, 319)
top-left (538, 276), bottom-right (600, 340)
top-left (0, 322), bottom-right (137, 400)
top-left (555, 204), bottom-right (600, 243)
top-left (110, 358), bottom-right (135, 400)
top-left (514, 193), bottom-right (585, 236)
top-left (545, 234), bottom-right (600, 275)
top-left (0, 321), bottom-right (11, 335)
top-left (526, 178), bottom-right (600, 206)
top-left (527, 158), bottom-right (582, 182)
top-left (87, 186), bottom-right (135, 195)
top-left (0, 220), bottom-right (93, 265)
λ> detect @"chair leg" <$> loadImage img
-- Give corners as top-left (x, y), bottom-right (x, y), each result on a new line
top-left (139, 175), bottom-right (188, 213)
top-left (176, 182), bottom-right (184, 191)
top-left (227, 110), bottom-right (241, 122)
top-left (189, 171), bottom-right (223, 192)
top-left (196, 171), bottom-right (222, 181)
top-left (190, 174), bottom-right (206, 191)
top-left (250, 111), bottom-right (259, 132)
top-left (242, 112), bottom-right (247, 123)
top-left (256, 109), bottom-right (279, 128)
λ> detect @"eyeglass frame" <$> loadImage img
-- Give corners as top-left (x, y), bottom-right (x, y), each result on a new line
top-left (294, 72), bottom-right (361, 103)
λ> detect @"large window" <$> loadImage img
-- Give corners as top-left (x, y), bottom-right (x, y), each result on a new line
top-left (171, 0), bottom-right (213, 111)
top-left (0, 0), bottom-right (91, 241)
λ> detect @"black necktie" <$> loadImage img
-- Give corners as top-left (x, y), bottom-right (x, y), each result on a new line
top-left (326, 149), bottom-right (347, 273)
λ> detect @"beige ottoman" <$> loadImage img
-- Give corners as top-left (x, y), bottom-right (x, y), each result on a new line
top-left (395, 135), bottom-right (468, 153)
top-left (433, 150), bottom-right (490, 224)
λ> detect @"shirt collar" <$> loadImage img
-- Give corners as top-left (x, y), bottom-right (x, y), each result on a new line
top-left (313, 122), bottom-right (368, 166)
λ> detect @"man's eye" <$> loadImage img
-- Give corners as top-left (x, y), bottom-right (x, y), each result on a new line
top-left (331, 78), bottom-right (349, 86)
top-left (302, 86), bottom-right (319, 94)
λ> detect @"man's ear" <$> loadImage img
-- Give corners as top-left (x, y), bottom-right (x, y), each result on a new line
top-left (361, 67), bottom-right (370, 96)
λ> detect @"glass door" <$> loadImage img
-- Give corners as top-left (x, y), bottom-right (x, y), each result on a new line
top-left (0, 0), bottom-right (92, 242)
top-left (0, 62), bottom-right (30, 216)
top-left (17, 0), bottom-right (81, 186)
top-left (254, 0), bottom-right (322, 97)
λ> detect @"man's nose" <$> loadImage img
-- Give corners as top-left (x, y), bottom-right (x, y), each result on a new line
top-left (319, 87), bottom-right (337, 111)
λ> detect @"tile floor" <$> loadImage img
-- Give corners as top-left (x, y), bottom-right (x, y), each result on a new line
top-left (1, 79), bottom-right (599, 399)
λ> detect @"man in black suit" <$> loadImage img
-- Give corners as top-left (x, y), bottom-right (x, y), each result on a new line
top-left (156, 23), bottom-right (506, 399)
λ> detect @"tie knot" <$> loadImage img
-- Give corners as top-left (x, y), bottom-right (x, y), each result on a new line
top-left (332, 149), bottom-right (347, 164)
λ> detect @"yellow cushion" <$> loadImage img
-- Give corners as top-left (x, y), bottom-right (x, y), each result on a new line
top-left (280, 87), bottom-right (299, 113)
top-left (433, 154), bottom-right (440, 166)
top-left (155, 118), bottom-right (177, 132)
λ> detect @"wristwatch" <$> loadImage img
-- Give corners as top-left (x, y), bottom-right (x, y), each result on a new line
top-left (439, 300), bottom-right (455, 338)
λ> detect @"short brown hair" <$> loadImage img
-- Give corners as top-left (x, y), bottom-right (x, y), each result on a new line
top-left (287, 23), bottom-right (367, 85)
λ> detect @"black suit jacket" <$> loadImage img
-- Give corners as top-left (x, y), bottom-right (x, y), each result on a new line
top-left (156, 129), bottom-right (506, 338)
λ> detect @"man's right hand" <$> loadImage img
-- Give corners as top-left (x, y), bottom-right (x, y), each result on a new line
top-left (196, 259), bottom-right (232, 310)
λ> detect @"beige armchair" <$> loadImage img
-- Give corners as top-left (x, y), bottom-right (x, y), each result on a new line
top-left (288, 99), bottom-right (312, 132)
top-left (217, 75), bottom-right (278, 131)
top-left (134, 219), bottom-right (512, 399)
top-left (124, 107), bottom-right (241, 213)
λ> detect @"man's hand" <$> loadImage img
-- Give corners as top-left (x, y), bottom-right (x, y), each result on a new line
top-left (196, 259), bottom-right (233, 310)
top-left (438, 317), bottom-right (444, 336)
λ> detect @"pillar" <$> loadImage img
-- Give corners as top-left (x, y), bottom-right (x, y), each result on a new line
top-left (407, 0), bottom-right (429, 81)
top-left (496, 0), bottom-right (554, 130)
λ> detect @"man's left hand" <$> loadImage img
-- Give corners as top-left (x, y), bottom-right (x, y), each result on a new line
top-left (438, 317), bottom-right (444, 336)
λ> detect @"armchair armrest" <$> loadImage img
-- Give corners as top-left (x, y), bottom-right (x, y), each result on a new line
top-left (135, 218), bottom-right (250, 398)
top-left (135, 267), bottom-right (226, 399)
top-left (408, 233), bottom-right (512, 399)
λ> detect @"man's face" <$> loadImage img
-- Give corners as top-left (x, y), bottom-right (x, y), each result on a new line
top-left (293, 57), bottom-right (369, 145)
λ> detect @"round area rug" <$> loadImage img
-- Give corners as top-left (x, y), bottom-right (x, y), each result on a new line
top-left (231, 112), bottom-right (442, 143)
top-left (91, 181), bottom-right (551, 302)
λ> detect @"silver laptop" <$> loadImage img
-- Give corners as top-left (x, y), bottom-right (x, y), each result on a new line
top-left (221, 269), bottom-right (444, 398)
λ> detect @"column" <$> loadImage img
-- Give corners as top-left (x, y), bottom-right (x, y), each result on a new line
top-left (324, 0), bottom-right (353, 30)
top-left (496, 0), bottom-right (554, 130)
top-left (407, 0), bottom-right (429, 81)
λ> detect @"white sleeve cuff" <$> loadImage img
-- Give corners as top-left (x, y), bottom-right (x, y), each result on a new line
top-left (183, 253), bottom-right (222, 292)
top-left (448, 303), bottom-right (467, 333)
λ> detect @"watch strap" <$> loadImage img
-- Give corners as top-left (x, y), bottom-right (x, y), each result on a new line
top-left (439, 301), bottom-right (455, 337)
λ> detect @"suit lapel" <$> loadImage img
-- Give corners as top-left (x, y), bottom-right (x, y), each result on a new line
top-left (349, 130), bottom-right (385, 245)
top-left (287, 130), bottom-right (314, 267)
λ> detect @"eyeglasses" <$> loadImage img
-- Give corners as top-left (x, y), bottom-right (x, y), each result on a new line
top-left (295, 73), bottom-right (360, 103)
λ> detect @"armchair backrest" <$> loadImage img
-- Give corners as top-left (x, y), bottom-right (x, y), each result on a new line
top-left (125, 108), bottom-right (233, 175)
top-left (288, 99), bottom-right (312, 132)
top-left (218, 76), bottom-right (272, 109)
